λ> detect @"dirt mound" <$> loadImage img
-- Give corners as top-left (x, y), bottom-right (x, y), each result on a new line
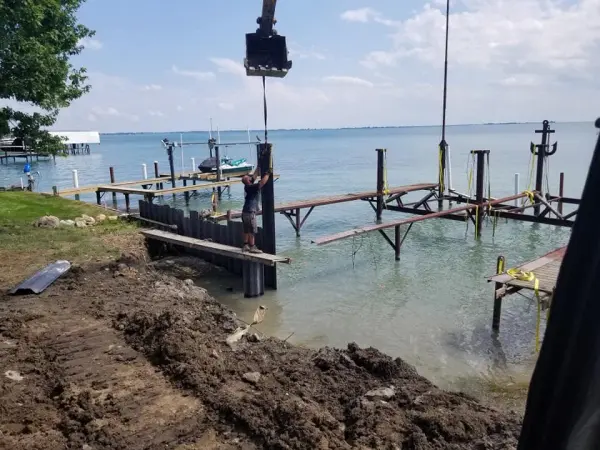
top-left (0, 259), bottom-right (521, 449)
top-left (116, 299), bottom-right (521, 449)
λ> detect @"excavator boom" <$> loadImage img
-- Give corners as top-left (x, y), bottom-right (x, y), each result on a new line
top-left (244, 0), bottom-right (292, 78)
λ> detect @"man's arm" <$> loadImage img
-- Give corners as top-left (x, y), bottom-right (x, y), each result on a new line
top-left (257, 171), bottom-right (270, 188)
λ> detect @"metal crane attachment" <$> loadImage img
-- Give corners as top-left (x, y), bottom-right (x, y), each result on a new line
top-left (244, 0), bottom-right (292, 78)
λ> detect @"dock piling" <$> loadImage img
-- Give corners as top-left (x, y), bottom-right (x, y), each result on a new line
top-left (514, 173), bottom-right (520, 207)
top-left (559, 172), bottom-right (565, 215)
top-left (376, 148), bottom-right (386, 222)
top-left (153, 161), bottom-right (162, 189)
top-left (166, 145), bottom-right (176, 189)
top-left (72, 170), bottom-right (80, 201)
top-left (109, 167), bottom-right (117, 206)
top-left (243, 262), bottom-right (265, 298)
top-left (191, 157), bottom-right (196, 173)
top-left (492, 255), bottom-right (505, 333)
top-left (471, 149), bottom-right (489, 238)
top-left (215, 145), bottom-right (222, 199)
top-left (257, 143), bottom-right (277, 289)
top-left (394, 225), bottom-right (401, 260)
top-left (142, 164), bottom-right (148, 180)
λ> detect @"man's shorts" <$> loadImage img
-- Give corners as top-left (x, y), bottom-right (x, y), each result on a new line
top-left (242, 212), bottom-right (257, 234)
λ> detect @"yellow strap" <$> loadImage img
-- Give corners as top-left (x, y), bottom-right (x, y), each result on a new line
top-left (506, 267), bottom-right (543, 352)
top-left (383, 149), bottom-right (390, 196)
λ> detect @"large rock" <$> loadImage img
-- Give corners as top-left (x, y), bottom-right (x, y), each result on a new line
top-left (74, 219), bottom-right (87, 228)
top-left (80, 214), bottom-right (96, 225)
top-left (34, 215), bottom-right (60, 228)
top-left (96, 214), bottom-right (107, 223)
top-left (59, 219), bottom-right (75, 227)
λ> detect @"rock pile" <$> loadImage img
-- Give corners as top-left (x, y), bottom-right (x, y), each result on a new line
top-left (33, 213), bottom-right (119, 229)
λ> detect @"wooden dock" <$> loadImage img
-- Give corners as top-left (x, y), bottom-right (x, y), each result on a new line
top-left (489, 246), bottom-right (566, 333)
top-left (214, 182), bottom-right (438, 236)
top-left (489, 246), bottom-right (566, 295)
top-left (140, 229), bottom-right (290, 266)
top-left (217, 183), bottom-right (438, 221)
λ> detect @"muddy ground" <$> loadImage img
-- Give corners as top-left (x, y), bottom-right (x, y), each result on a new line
top-left (0, 251), bottom-right (522, 449)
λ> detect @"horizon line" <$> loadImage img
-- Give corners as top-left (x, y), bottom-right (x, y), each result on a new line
top-left (90, 120), bottom-right (591, 135)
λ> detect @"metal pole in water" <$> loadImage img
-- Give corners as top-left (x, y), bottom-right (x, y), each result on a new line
top-left (142, 164), bottom-right (148, 180)
top-left (72, 169), bottom-right (80, 201)
top-left (191, 157), bottom-right (196, 172)
top-left (558, 172), bottom-right (565, 215)
top-left (514, 173), bottom-right (520, 207)
top-left (180, 133), bottom-right (184, 174)
top-left (109, 166), bottom-right (117, 205)
top-left (20, 177), bottom-right (24, 189)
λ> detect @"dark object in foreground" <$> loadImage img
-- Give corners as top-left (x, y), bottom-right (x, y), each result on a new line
top-left (9, 260), bottom-right (71, 295)
top-left (518, 118), bottom-right (600, 449)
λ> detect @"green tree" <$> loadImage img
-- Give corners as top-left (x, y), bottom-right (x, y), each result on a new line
top-left (0, 0), bottom-right (94, 154)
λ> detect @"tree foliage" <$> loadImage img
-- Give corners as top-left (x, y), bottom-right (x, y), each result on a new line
top-left (0, 0), bottom-right (94, 154)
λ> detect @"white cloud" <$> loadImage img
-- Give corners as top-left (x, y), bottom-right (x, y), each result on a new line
top-left (210, 58), bottom-right (246, 77)
top-left (79, 37), bottom-right (103, 50)
top-left (91, 106), bottom-right (139, 122)
top-left (322, 76), bottom-right (374, 88)
top-left (341, 7), bottom-right (380, 23)
top-left (218, 102), bottom-right (235, 111)
top-left (148, 110), bottom-right (165, 117)
top-left (288, 43), bottom-right (326, 60)
top-left (142, 84), bottom-right (162, 91)
top-left (172, 65), bottom-right (215, 81)
top-left (356, 0), bottom-right (600, 80)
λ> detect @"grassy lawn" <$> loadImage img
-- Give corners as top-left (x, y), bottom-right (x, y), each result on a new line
top-left (0, 191), bottom-right (142, 288)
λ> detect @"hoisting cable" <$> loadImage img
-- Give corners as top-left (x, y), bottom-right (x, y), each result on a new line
top-left (262, 76), bottom-right (268, 146)
top-left (261, 75), bottom-right (273, 173)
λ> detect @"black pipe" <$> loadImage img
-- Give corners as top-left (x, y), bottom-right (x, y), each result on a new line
top-left (167, 145), bottom-right (176, 188)
top-left (257, 143), bottom-right (277, 289)
top-left (376, 148), bottom-right (385, 222)
top-left (472, 149), bottom-right (489, 237)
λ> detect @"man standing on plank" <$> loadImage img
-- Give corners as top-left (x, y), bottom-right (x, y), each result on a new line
top-left (241, 168), bottom-right (270, 253)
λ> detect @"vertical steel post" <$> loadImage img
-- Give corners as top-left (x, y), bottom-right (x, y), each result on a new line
top-left (376, 148), bottom-right (385, 222)
top-left (558, 172), bottom-right (565, 215)
top-left (257, 143), bottom-right (277, 289)
top-left (109, 166), bottom-right (117, 205)
top-left (472, 149), bottom-right (489, 238)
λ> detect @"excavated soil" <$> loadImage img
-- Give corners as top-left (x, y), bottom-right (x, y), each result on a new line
top-left (0, 254), bottom-right (522, 449)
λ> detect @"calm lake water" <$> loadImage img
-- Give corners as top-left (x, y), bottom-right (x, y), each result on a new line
top-left (2, 122), bottom-right (597, 394)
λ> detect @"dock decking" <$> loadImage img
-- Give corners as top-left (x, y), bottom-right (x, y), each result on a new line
top-left (215, 182), bottom-right (439, 221)
top-left (489, 246), bottom-right (566, 295)
top-left (140, 229), bottom-right (290, 266)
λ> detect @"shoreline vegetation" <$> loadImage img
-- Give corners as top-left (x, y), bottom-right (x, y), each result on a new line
top-left (0, 192), bottom-right (524, 448)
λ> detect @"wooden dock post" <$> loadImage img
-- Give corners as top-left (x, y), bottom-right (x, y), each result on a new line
top-left (257, 143), bottom-right (277, 289)
top-left (376, 148), bottom-right (385, 222)
top-left (154, 161), bottom-right (162, 189)
top-left (471, 149), bottom-right (489, 238)
top-left (96, 191), bottom-right (101, 205)
top-left (492, 255), bottom-right (505, 333)
top-left (109, 167), bottom-right (117, 206)
top-left (558, 172), bottom-right (565, 215)
top-left (183, 179), bottom-right (189, 204)
top-left (166, 145), bottom-right (176, 189)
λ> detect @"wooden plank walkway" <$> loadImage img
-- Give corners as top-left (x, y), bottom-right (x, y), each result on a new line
top-left (215, 182), bottom-right (438, 220)
top-left (488, 246), bottom-right (566, 294)
top-left (140, 229), bottom-right (291, 266)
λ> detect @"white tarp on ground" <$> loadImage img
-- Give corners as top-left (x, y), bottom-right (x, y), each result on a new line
top-left (49, 131), bottom-right (100, 145)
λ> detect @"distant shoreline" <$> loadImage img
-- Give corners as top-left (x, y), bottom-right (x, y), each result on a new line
top-left (96, 120), bottom-right (592, 136)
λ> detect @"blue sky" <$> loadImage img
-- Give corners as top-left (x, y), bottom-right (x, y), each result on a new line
top-left (28, 0), bottom-right (600, 131)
